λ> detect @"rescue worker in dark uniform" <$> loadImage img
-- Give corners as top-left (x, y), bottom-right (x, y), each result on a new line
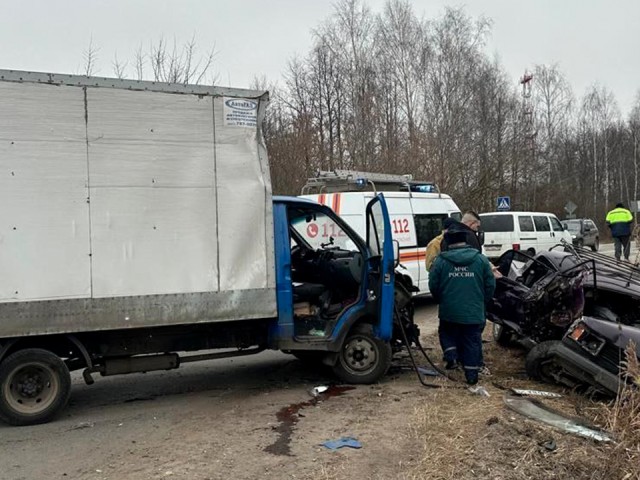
top-left (428, 230), bottom-right (496, 386)
top-left (606, 202), bottom-right (634, 261)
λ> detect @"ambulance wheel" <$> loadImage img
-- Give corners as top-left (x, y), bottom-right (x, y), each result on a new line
top-left (333, 324), bottom-right (391, 384)
top-left (0, 349), bottom-right (71, 426)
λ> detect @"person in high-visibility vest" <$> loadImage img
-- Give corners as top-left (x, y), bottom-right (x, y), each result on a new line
top-left (606, 202), bottom-right (634, 261)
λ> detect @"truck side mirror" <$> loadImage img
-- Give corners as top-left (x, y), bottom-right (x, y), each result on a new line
top-left (393, 240), bottom-right (400, 268)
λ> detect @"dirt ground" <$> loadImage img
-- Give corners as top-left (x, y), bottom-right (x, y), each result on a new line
top-left (0, 299), bottom-right (620, 480)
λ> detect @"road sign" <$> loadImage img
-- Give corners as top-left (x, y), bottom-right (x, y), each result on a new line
top-left (497, 196), bottom-right (511, 211)
top-left (564, 200), bottom-right (577, 215)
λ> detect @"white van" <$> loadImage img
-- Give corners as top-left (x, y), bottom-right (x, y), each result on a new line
top-left (479, 211), bottom-right (572, 260)
top-left (300, 171), bottom-right (462, 294)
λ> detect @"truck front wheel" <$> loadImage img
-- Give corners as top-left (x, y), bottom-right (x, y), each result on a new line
top-left (0, 348), bottom-right (71, 426)
top-left (333, 324), bottom-right (391, 384)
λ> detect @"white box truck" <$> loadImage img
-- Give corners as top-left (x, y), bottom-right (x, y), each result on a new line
top-left (0, 70), bottom-right (397, 425)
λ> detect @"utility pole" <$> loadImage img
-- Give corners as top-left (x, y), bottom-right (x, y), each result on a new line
top-left (520, 71), bottom-right (536, 209)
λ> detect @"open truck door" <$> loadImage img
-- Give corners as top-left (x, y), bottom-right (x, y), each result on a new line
top-left (366, 194), bottom-right (395, 340)
top-left (330, 193), bottom-right (395, 384)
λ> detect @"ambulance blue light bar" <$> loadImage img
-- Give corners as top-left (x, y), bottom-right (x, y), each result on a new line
top-left (410, 184), bottom-right (437, 193)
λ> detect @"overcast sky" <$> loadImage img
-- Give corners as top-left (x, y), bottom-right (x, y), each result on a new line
top-left (1, 0), bottom-right (639, 116)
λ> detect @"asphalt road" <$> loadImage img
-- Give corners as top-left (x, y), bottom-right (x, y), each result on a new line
top-left (0, 299), bottom-right (439, 480)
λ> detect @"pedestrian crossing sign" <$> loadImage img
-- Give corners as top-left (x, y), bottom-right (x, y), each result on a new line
top-left (497, 196), bottom-right (511, 211)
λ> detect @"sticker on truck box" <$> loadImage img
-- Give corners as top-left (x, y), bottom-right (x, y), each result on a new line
top-left (223, 98), bottom-right (258, 127)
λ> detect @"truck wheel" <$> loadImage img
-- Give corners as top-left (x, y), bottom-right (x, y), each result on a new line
top-left (591, 238), bottom-right (599, 252)
top-left (333, 324), bottom-right (391, 384)
top-left (492, 322), bottom-right (514, 347)
top-left (0, 349), bottom-right (71, 426)
top-left (525, 341), bottom-right (561, 384)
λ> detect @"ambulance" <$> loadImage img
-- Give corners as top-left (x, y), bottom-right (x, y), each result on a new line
top-left (300, 170), bottom-right (462, 294)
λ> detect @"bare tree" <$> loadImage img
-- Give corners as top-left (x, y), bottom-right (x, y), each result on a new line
top-left (86, 35), bottom-right (217, 85)
top-left (112, 52), bottom-right (128, 79)
top-left (82, 37), bottom-right (100, 77)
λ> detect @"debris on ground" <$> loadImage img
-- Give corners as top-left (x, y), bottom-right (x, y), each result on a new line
top-left (511, 388), bottom-right (563, 399)
top-left (539, 439), bottom-right (557, 452)
top-left (468, 385), bottom-right (490, 397)
top-left (67, 422), bottom-right (94, 431)
top-left (417, 366), bottom-right (440, 377)
top-left (321, 437), bottom-right (362, 450)
top-left (504, 395), bottom-right (613, 442)
top-left (310, 386), bottom-right (328, 397)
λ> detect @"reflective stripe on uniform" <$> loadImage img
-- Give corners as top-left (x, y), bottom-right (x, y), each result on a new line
top-left (606, 208), bottom-right (633, 224)
top-left (463, 365), bottom-right (480, 370)
top-left (444, 346), bottom-right (457, 353)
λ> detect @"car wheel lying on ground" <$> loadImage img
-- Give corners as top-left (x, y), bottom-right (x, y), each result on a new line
top-left (488, 243), bottom-right (640, 396)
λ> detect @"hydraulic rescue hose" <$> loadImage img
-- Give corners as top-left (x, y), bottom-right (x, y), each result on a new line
top-left (394, 303), bottom-right (464, 388)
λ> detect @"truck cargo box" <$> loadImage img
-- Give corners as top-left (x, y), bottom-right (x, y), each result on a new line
top-left (0, 70), bottom-right (276, 337)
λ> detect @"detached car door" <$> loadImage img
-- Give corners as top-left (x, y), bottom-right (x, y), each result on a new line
top-left (366, 194), bottom-right (395, 341)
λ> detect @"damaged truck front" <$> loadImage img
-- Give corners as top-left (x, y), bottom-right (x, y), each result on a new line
top-left (0, 70), bottom-right (396, 426)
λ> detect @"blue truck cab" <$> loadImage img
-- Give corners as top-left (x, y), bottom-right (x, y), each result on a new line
top-left (270, 194), bottom-right (396, 384)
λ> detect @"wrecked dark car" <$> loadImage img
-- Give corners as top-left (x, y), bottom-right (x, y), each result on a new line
top-left (526, 316), bottom-right (640, 396)
top-left (488, 245), bottom-right (640, 395)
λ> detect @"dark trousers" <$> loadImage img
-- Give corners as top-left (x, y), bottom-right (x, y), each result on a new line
top-left (438, 321), bottom-right (484, 385)
top-left (614, 235), bottom-right (631, 260)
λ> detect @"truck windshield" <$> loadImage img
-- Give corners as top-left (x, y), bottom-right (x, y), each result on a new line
top-left (479, 215), bottom-right (514, 232)
top-left (291, 211), bottom-right (355, 250)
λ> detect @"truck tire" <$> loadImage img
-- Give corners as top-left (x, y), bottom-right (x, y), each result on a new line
top-left (591, 238), bottom-right (599, 252)
top-left (332, 323), bottom-right (391, 384)
top-left (0, 348), bottom-right (71, 426)
top-left (525, 341), bottom-right (561, 384)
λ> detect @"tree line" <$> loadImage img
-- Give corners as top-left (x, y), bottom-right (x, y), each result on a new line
top-left (261, 0), bottom-right (640, 230)
top-left (86, 0), bottom-right (640, 230)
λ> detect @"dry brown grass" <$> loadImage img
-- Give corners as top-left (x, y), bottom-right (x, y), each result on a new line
top-left (408, 331), bottom-right (616, 480)
top-left (600, 341), bottom-right (640, 480)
